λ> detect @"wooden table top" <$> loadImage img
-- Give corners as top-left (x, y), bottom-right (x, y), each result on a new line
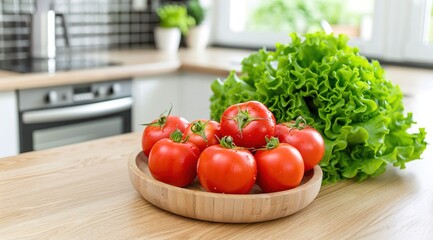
top-left (0, 127), bottom-right (431, 239)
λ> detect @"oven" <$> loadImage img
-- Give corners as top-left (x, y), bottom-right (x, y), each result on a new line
top-left (18, 79), bottom-right (132, 153)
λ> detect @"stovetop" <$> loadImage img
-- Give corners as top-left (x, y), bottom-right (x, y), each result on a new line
top-left (0, 57), bottom-right (118, 73)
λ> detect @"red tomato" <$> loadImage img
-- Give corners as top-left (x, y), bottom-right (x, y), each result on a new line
top-left (197, 136), bottom-right (257, 194)
top-left (255, 138), bottom-right (304, 193)
top-left (219, 101), bottom-right (276, 148)
top-left (275, 119), bottom-right (325, 172)
top-left (148, 130), bottom-right (200, 187)
top-left (141, 114), bottom-right (189, 157)
top-left (183, 119), bottom-right (221, 152)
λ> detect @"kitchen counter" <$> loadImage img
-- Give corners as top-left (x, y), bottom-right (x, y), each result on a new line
top-left (1, 47), bottom-right (433, 98)
top-left (0, 48), bottom-right (251, 92)
top-left (0, 128), bottom-right (432, 239)
top-left (0, 47), bottom-right (432, 239)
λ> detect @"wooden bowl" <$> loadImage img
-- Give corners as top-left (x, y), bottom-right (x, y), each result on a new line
top-left (128, 151), bottom-right (322, 223)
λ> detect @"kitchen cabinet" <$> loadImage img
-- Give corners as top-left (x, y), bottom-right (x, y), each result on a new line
top-left (176, 71), bottom-right (219, 121)
top-left (132, 71), bottom-right (219, 133)
top-left (0, 91), bottom-right (19, 158)
top-left (132, 74), bottom-right (181, 133)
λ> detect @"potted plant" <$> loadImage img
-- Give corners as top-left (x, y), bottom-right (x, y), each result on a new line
top-left (155, 4), bottom-right (195, 53)
top-left (186, 0), bottom-right (210, 50)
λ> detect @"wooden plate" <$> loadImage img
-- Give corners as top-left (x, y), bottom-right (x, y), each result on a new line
top-left (128, 151), bottom-right (322, 223)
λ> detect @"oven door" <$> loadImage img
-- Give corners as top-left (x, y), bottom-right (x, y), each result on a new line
top-left (19, 97), bottom-right (133, 152)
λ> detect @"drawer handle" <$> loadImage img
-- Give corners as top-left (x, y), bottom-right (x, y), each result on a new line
top-left (22, 97), bottom-right (133, 124)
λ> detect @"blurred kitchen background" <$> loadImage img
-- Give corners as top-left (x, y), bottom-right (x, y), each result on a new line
top-left (211, 0), bottom-right (433, 65)
top-left (1, 0), bottom-right (433, 158)
top-left (1, 0), bottom-right (433, 64)
top-left (0, 0), bottom-right (187, 62)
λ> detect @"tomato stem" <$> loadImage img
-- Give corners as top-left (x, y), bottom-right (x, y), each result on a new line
top-left (264, 137), bottom-right (280, 150)
top-left (190, 120), bottom-right (208, 142)
top-left (224, 103), bottom-right (267, 138)
top-left (141, 105), bottom-right (173, 128)
top-left (284, 116), bottom-right (307, 130)
top-left (219, 136), bottom-right (236, 149)
top-left (170, 129), bottom-right (187, 143)
top-left (294, 116), bottom-right (307, 128)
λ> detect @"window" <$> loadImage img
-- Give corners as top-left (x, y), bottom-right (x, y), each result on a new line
top-left (404, 0), bottom-right (433, 63)
top-left (429, 3), bottom-right (433, 43)
top-left (213, 0), bottom-right (433, 64)
top-left (230, 0), bottom-right (374, 40)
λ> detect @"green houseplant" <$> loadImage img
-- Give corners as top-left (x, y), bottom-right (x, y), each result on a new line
top-left (186, 0), bottom-right (210, 50)
top-left (155, 4), bottom-right (195, 52)
top-left (187, 0), bottom-right (205, 26)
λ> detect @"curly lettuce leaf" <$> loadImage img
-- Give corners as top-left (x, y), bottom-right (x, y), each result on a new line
top-left (209, 32), bottom-right (427, 184)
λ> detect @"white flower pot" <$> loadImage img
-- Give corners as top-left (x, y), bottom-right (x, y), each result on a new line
top-left (154, 27), bottom-right (181, 53)
top-left (186, 25), bottom-right (210, 51)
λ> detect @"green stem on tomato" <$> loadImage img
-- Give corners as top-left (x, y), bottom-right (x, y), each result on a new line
top-left (293, 116), bottom-right (307, 129)
top-left (264, 137), bottom-right (280, 150)
top-left (141, 105), bottom-right (173, 129)
top-left (283, 116), bottom-right (307, 130)
top-left (234, 108), bottom-right (252, 133)
top-left (219, 136), bottom-right (237, 149)
top-left (190, 120), bottom-right (208, 142)
top-left (170, 129), bottom-right (188, 143)
top-left (225, 104), bottom-right (267, 138)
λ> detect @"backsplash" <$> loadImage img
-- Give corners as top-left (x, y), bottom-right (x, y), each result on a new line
top-left (0, 0), bottom-right (186, 61)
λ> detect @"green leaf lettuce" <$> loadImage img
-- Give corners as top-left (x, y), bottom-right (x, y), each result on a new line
top-left (209, 32), bottom-right (427, 184)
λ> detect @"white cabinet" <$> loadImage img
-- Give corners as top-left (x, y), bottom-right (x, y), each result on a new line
top-left (132, 72), bottom-right (220, 133)
top-left (132, 74), bottom-right (181, 133)
top-left (0, 91), bottom-right (19, 158)
top-left (176, 71), bottom-right (217, 121)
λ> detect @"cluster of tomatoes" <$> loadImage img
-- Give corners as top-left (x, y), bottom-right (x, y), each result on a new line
top-left (141, 101), bottom-right (325, 194)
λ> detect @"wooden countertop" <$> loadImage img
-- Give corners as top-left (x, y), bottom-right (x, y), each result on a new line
top-left (1, 82), bottom-right (432, 239)
top-left (0, 47), bottom-right (432, 239)
top-left (0, 48), bottom-right (250, 92)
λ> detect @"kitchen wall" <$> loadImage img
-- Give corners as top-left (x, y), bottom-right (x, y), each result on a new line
top-left (0, 0), bottom-right (186, 61)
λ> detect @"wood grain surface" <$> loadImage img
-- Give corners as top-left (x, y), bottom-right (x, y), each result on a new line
top-left (0, 126), bottom-right (431, 239)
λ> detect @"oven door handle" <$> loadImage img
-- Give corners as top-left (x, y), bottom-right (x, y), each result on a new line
top-left (22, 97), bottom-right (133, 124)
